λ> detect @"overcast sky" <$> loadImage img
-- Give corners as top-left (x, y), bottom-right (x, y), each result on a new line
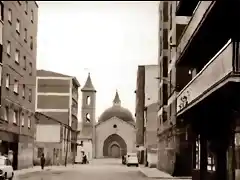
top-left (37, 1), bottom-right (159, 121)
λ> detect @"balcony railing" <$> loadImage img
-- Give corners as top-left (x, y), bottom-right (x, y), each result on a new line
top-left (177, 39), bottom-right (233, 113)
top-left (178, 1), bottom-right (213, 58)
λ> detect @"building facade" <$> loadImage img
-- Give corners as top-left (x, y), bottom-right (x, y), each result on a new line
top-left (157, 1), bottom-right (192, 176)
top-left (0, 1), bottom-right (38, 170)
top-left (35, 70), bottom-right (80, 164)
top-left (158, 1), bottom-right (240, 180)
top-left (135, 65), bottom-right (158, 165)
top-left (34, 112), bottom-right (65, 166)
top-left (78, 73), bottom-right (96, 160)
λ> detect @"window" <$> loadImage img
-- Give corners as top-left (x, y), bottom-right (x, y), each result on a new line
top-left (37, 148), bottom-right (44, 158)
top-left (24, 28), bottom-right (27, 42)
top-left (170, 4), bottom-right (172, 30)
top-left (86, 96), bottom-right (91, 105)
top-left (29, 89), bottom-right (32, 102)
top-left (28, 116), bottom-right (31, 128)
top-left (14, 80), bottom-right (19, 94)
top-left (5, 74), bottom-right (10, 89)
top-left (30, 36), bottom-right (33, 50)
top-left (7, 41), bottom-right (11, 56)
top-left (24, 1), bottom-right (28, 13)
top-left (15, 49), bottom-right (20, 63)
top-left (21, 113), bottom-right (24, 126)
top-left (0, 2), bottom-right (3, 21)
top-left (113, 124), bottom-right (117, 128)
top-left (16, 19), bottom-right (20, 34)
top-left (23, 56), bottom-right (27, 70)
top-left (86, 113), bottom-right (90, 123)
top-left (207, 153), bottom-right (215, 171)
top-left (31, 10), bottom-right (34, 23)
top-left (195, 135), bottom-right (200, 169)
top-left (4, 107), bottom-right (9, 121)
top-left (13, 110), bottom-right (18, 124)
top-left (8, 9), bottom-right (12, 23)
top-left (29, 62), bottom-right (32, 75)
top-left (22, 84), bottom-right (25, 98)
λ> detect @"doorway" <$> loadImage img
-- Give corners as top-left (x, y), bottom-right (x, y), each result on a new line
top-left (110, 144), bottom-right (120, 158)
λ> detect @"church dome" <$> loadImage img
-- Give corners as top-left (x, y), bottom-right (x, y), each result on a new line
top-left (98, 91), bottom-right (134, 123)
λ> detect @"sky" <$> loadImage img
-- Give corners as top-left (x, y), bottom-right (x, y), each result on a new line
top-left (37, 1), bottom-right (159, 121)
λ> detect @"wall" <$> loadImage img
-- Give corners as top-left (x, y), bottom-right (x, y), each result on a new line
top-left (144, 65), bottom-right (159, 107)
top-left (135, 66), bottom-right (145, 146)
top-left (95, 117), bottom-right (136, 158)
top-left (33, 142), bottom-right (62, 166)
top-left (18, 142), bottom-right (34, 169)
top-left (36, 124), bottom-right (61, 143)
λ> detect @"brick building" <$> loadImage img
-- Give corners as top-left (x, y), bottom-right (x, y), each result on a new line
top-left (35, 70), bottom-right (80, 165)
top-left (0, 1), bottom-right (38, 170)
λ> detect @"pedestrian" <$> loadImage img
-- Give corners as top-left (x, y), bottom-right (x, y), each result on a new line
top-left (8, 150), bottom-right (13, 166)
top-left (40, 153), bottom-right (46, 170)
top-left (82, 152), bottom-right (87, 164)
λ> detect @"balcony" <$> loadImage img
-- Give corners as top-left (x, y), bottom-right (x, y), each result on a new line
top-left (177, 1), bottom-right (214, 61)
top-left (177, 40), bottom-right (239, 114)
top-left (176, 1), bottom-right (235, 67)
top-left (176, 0), bottom-right (199, 16)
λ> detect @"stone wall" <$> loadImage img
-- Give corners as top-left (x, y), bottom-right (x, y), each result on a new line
top-left (18, 142), bottom-right (34, 169)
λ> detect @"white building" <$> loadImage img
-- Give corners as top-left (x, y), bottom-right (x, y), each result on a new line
top-left (78, 74), bottom-right (136, 160)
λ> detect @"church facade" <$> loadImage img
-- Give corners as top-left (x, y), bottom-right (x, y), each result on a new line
top-left (78, 74), bottom-right (136, 160)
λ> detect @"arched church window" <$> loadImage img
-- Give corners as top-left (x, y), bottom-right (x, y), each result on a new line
top-left (113, 124), bottom-right (117, 128)
top-left (86, 113), bottom-right (91, 123)
top-left (86, 96), bottom-right (91, 105)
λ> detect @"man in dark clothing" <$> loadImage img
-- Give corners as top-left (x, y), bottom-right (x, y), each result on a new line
top-left (40, 153), bottom-right (45, 170)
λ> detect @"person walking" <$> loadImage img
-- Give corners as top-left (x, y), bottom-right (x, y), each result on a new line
top-left (40, 153), bottom-right (46, 170)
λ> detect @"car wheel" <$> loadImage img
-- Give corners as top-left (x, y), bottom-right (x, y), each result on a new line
top-left (127, 164), bottom-right (130, 167)
top-left (9, 172), bottom-right (14, 180)
top-left (136, 164), bottom-right (139, 167)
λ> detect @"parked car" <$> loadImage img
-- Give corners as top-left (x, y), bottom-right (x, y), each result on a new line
top-left (126, 153), bottom-right (138, 167)
top-left (0, 156), bottom-right (14, 180)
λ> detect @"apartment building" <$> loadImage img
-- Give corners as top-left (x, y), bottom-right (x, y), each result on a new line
top-left (135, 65), bottom-right (158, 165)
top-left (157, 0), bottom-right (195, 176)
top-left (35, 70), bottom-right (80, 164)
top-left (158, 1), bottom-right (240, 180)
top-left (0, 1), bottom-right (38, 170)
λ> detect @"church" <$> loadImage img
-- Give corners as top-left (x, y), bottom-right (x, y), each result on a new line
top-left (78, 73), bottom-right (136, 159)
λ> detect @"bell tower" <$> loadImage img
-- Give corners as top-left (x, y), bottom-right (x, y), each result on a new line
top-left (80, 73), bottom-right (96, 159)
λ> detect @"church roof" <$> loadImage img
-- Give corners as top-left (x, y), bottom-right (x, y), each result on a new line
top-left (113, 91), bottom-right (121, 104)
top-left (98, 91), bottom-right (135, 123)
top-left (81, 73), bottom-right (96, 92)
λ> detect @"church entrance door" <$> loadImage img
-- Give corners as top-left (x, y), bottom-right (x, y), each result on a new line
top-left (110, 144), bottom-right (120, 158)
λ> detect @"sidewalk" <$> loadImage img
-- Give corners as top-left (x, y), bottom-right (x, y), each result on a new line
top-left (138, 165), bottom-right (192, 179)
top-left (14, 164), bottom-right (75, 177)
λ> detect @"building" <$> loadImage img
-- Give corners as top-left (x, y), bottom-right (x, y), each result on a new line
top-left (78, 73), bottom-right (96, 160)
top-left (157, 1), bottom-right (240, 180)
top-left (34, 112), bottom-right (70, 166)
top-left (35, 70), bottom-right (80, 165)
top-left (135, 65), bottom-right (159, 167)
top-left (157, 1), bottom-right (192, 176)
top-left (0, 1), bottom-right (38, 170)
top-left (79, 73), bottom-right (136, 159)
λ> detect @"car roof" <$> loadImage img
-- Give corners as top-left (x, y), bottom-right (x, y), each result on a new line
top-left (0, 156), bottom-right (7, 159)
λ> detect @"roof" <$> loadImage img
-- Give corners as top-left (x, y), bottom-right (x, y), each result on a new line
top-left (113, 90), bottom-right (121, 104)
top-left (98, 91), bottom-right (135, 123)
top-left (37, 69), bottom-right (71, 77)
top-left (81, 73), bottom-right (96, 92)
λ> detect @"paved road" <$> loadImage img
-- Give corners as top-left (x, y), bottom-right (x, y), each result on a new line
top-left (15, 159), bottom-right (149, 180)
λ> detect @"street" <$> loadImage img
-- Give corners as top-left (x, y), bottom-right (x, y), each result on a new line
top-left (15, 159), bottom-right (149, 180)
